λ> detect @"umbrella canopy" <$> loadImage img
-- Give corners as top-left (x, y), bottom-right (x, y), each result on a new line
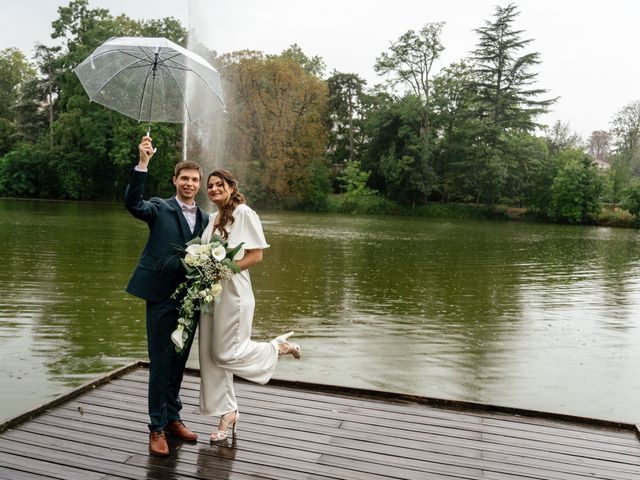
top-left (74, 37), bottom-right (224, 128)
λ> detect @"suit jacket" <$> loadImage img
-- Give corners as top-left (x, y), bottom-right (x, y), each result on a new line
top-left (125, 169), bottom-right (209, 303)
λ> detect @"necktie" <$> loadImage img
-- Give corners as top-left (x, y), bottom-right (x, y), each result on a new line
top-left (181, 204), bottom-right (197, 214)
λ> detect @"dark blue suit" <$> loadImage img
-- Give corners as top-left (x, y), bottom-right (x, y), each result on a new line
top-left (125, 169), bottom-right (208, 432)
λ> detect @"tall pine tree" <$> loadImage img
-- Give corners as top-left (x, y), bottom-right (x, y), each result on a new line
top-left (470, 3), bottom-right (555, 203)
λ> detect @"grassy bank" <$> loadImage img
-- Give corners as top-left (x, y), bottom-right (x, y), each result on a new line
top-left (324, 194), bottom-right (639, 228)
top-left (326, 194), bottom-right (511, 220)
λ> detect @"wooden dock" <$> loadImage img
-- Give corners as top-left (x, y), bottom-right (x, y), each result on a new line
top-left (1, 361), bottom-right (639, 480)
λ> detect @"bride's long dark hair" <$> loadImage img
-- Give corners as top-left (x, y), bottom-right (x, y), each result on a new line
top-left (209, 169), bottom-right (245, 240)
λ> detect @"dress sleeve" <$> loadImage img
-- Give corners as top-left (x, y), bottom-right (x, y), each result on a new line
top-left (235, 206), bottom-right (269, 250)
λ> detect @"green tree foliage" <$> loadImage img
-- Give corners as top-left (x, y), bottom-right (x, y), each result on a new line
top-left (338, 160), bottom-right (375, 198)
top-left (326, 71), bottom-right (369, 189)
top-left (610, 100), bottom-right (640, 159)
top-left (605, 154), bottom-right (632, 204)
top-left (470, 3), bottom-right (555, 204)
top-left (375, 22), bottom-right (444, 146)
top-left (602, 101), bottom-right (640, 204)
top-left (363, 95), bottom-right (436, 206)
top-left (274, 44), bottom-right (326, 77)
top-left (0, 144), bottom-right (53, 197)
top-left (472, 3), bottom-right (555, 134)
top-left (545, 120), bottom-right (582, 155)
top-left (0, 0), bottom-right (187, 201)
top-left (500, 132), bottom-right (548, 206)
top-left (0, 48), bottom-right (36, 155)
top-left (548, 150), bottom-right (603, 223)
top-left (431, 62), bottom-right (484, 202)
top-left (621, 181), bottom-right (640, 219)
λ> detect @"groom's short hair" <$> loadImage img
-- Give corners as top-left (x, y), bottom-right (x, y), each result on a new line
top-left (174, 161), bottom-right (203, 180)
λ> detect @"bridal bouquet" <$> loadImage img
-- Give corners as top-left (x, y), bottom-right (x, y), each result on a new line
top-left (170, 234), bottom-right (243, 353)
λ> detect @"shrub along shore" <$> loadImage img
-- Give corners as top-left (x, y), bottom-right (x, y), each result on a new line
top-left (325, 194), bottom-right (639, 228)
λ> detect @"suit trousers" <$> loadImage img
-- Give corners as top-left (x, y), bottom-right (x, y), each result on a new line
top-left (146, 297), bottom-right (193, 432)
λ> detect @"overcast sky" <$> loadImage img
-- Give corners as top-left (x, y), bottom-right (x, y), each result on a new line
top-left (2, 0), bottom-right (638, 138)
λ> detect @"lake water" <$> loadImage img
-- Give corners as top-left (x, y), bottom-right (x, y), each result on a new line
top-left (1, 199), bottom-right (639, 424)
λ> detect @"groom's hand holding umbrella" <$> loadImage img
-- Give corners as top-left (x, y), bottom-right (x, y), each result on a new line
top-left (138, 136), bottom-right (155, 169)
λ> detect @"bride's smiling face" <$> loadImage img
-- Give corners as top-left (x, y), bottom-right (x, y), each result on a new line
top-left (207, 175), bottom-right (231, 207)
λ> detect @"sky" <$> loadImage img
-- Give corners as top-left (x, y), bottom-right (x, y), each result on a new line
top-left (1, 0), bottom-right (638, 138)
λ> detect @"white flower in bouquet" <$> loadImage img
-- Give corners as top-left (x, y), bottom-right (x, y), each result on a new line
top-left (186, 243), bottom-right (208, 256)
top-left (171, 324), bottom-right (185, 349)
top-left (184, 253), bottom-right (199, 267)
top-left (171, 235), bottom-right (244, 354)
top-left (211, 244), bottom-right (226, 261)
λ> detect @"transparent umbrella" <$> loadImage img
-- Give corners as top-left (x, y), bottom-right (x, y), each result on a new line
top-left (74, 36), bottom-right (224, 135)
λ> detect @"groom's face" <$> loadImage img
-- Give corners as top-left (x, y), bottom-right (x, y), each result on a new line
top-left (173, 168), bottom-right (201, 204)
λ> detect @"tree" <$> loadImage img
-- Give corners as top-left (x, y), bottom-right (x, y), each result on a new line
top-left (13, 75), bottom-right (50, 145)
top-left (501, 132), bottom-right (548, 206)
top-left (0, 48), bottom-right (35, 155)
top-left (611, 101), bottom-right (640, 157)
top-left (375, 22), bottom-right (444, 145)
top-left (34, 44), bottom-right (62, 146)
top-left (274, 44), bottom-right (325, 78)
top-left (610, 100), bottom-right (640, 179)
top-left (587, 130), bottom-right (610, 167)
top-left (363, 95), bottom-right (436, 206)
top-left (604, 101), bottom-right (640, 203)
top-left (338, 160), bottom-right (376, 199)
top-left (605, 153), bottom-right (632, 204)
top-left (472, 3), bottom-right (555, 135)
top-left (545, 120), bottom-right (582, 154)
top-left (220, 49), bottom-right (329, 207)
top-left (431, 61), bottom-right (484, 201)
top-left (548, 150), bottom-right (603, 224)
top-left (621, 181), bottom-right (640, 220)
top-left (470, 3), bottom-right (556, 203)
top-left (326, 71), bottom-right (368, 189)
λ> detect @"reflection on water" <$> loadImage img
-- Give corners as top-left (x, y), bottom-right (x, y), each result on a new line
top-left (1, 200), bottom-right (639, 423)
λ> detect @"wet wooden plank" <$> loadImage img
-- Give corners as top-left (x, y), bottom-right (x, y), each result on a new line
top-left (113, 374), bottom-right (630, 444)
top-left (62, 378), bottom-right (638, 478)
top-left (58, 390), bottom-right (640, 479)
top-left (75, 380), bottom-right (640, 461)
top-left (0, 466), bottom-right (56, 480)
top-left (125, 370), bottom-right (640, 444)
top-left (1, 364), bottom-right (639, 480)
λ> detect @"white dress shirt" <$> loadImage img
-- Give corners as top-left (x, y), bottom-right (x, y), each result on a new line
top-left (175, 197), bottom-right (197, 233)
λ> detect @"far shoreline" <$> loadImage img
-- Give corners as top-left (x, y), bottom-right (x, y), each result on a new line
top-left (2, 195), bottom-right (638, 229)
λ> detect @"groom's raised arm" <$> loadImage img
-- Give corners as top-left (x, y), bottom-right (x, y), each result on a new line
top-left (125, 136), bottom-right (159, 222)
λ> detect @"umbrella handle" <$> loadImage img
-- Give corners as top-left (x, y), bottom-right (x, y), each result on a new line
top-left (145, 125), bottom-right (157, 153)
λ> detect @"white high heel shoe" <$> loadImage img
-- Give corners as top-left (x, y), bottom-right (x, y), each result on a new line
top-left (210, 410), bottom-right (239, 443)
top-left (273, 331), bottom-right (302, 359)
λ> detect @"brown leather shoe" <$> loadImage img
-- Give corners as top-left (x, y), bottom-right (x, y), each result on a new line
top-left (149, 431), bottom-right (169, 456)
top-left (166, 420), bottom-right (198, 442)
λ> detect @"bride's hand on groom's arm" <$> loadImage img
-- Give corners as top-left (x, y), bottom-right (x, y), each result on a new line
top-left (138, 136), bottom-right (155, 169)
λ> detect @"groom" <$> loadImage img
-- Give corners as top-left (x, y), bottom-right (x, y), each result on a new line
top-left (125, 136), bottom-right (208, 456)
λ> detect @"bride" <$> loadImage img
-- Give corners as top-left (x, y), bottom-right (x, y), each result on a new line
top-left (198, 169), bottom-right (301, 443)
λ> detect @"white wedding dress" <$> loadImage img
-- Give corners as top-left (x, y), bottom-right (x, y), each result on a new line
top-left (198, 203), bottom-right (275, 416)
